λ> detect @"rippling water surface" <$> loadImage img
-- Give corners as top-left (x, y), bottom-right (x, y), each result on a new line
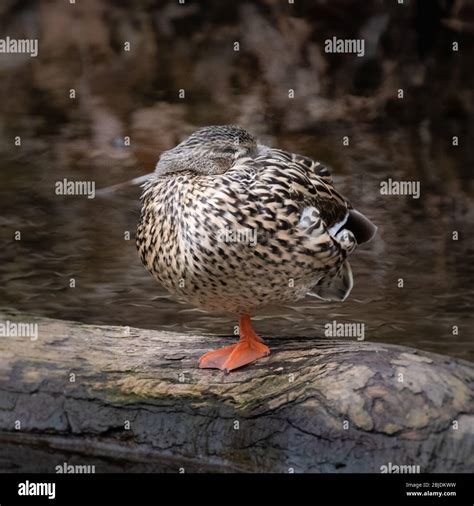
top-left (1, 125), bottom-right (472, 361)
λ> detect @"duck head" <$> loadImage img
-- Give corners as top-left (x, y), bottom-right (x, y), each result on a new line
top-left (155, 125), bottom-right (258, 177)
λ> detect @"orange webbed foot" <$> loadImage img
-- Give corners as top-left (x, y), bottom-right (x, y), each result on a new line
top-left (219, 338), bottom-right (269, 373)
top-left (198, 314), bottom-right (270, 373)
top-left (198, 344), bottom-right (238, 370)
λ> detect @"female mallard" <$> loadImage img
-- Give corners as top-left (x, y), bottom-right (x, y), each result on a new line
top-left (136, 125), bottom-right (376, 372)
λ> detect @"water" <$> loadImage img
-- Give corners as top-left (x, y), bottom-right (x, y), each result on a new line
top-left (0, 123), bottom-right (473, 361)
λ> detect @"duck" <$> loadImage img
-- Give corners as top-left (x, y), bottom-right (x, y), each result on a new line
top-left (136, 125), bottom-right (377, 373)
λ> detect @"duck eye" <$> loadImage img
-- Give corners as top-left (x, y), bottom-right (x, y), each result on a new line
top-left (221, 146), bottom-right (235, 154)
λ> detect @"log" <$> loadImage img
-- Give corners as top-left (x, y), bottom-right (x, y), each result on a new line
top-left (0, 313), bottom-right (473, 473)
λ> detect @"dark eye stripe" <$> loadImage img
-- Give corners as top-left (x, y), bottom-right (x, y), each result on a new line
top-left (221, 146), bottom-right (235, 154)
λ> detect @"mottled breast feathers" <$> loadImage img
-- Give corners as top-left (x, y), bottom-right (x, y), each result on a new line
top-left (136, 142), bottom-right (368, 313)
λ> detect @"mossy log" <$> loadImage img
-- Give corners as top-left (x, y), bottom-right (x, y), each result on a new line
top-left (0, 313), bottom-right (473, 473)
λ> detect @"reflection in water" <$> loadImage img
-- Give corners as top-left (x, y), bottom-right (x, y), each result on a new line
top-left (0, 127), bottom-right (472, 361)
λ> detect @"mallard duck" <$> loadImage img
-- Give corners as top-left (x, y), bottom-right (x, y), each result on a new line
top-left (136, 125), bottom-right (376, 372)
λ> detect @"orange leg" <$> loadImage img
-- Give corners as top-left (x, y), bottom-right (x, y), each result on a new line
top-left (198, 314), bottom-right (270, 373)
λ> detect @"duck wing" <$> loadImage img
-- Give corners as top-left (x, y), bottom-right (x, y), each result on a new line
top-left (248, 148), bottom-right (376, 301)
top-left (257, 148), bottom-right (377, 243)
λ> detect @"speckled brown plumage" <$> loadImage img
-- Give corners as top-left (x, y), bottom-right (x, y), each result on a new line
top-left (136, 125), bottom-right (376, 371)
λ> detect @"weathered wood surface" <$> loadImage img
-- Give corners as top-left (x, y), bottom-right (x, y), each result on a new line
top-left (0, 313), bottom-right (473, 473)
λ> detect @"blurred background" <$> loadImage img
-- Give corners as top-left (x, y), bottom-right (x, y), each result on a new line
top-left (0, 0), bottom-right (472, 360)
